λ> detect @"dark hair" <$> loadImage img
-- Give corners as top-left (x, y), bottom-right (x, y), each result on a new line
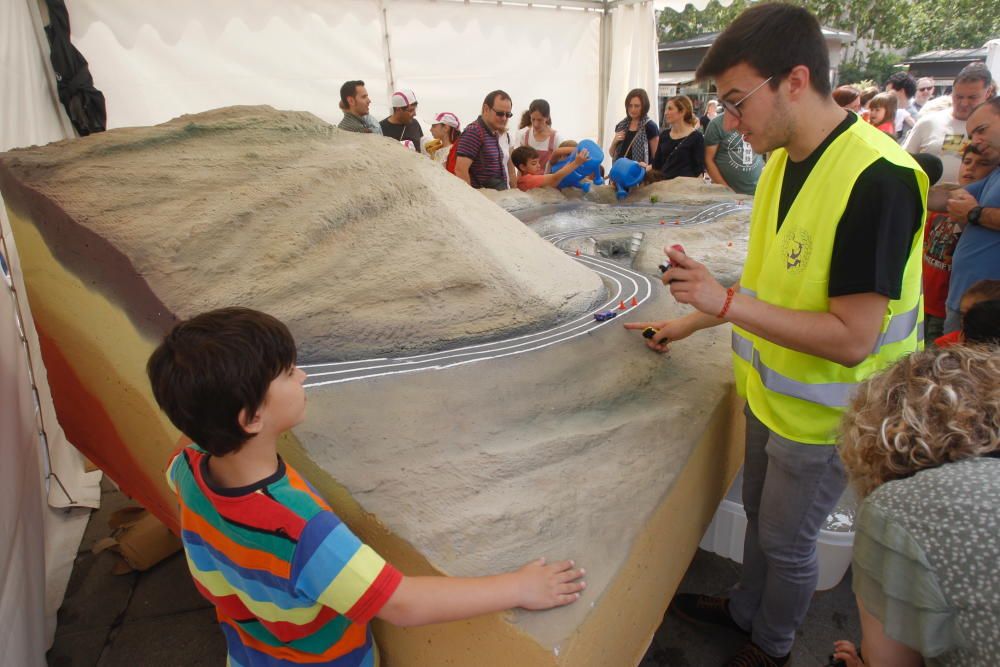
top-left (832, 85), bottom-right (860, 108)
top-left (885, 72), bottom-right (917, 99)
top-left (972, 95), bottom-right (1000, 116)
top-left (483, 90), bottom-right (512, 109)
top-left (147, 307), bottom-right (297, 456)
top-left (910, 152), bottom-right (943, 186)
top-left (519, 99), bottom-right (553, 130)
top-left (860, 86), bottom-right (880, 107)
top-left (696, 4), bottom-right (831, 96)
top-left (625, 88), bottom-right (650, 118)
top-left (339, 80), bottom-right (365, 110)
top-left (965, 279), bottom-right (1000, 302)
top-left (963, 299), bottom-right (1000, 345)
top-left (511, 145), bottom-right (540, 169)
top-left (955, 62), bottom-right (993, 89)
top-left (963, 143), bottom-right (986, 158)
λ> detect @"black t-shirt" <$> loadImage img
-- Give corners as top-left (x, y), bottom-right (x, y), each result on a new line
top-left (652, 129), bottom-right (706, 179)
top-left (379, 118), bottom-right (424, 153)
top-left (777, 112), bottom-right (922, 299)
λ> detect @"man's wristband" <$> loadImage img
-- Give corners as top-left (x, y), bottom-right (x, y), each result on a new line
top-left (967, 206), bottom-right (983, 226)
top-left (717, 286), bottom-right (736, 319)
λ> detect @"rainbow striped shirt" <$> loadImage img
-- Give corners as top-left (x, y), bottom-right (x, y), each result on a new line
top-left (166, 446), bottom-right (402, 666)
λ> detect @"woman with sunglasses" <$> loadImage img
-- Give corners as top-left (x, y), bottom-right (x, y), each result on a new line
top-left (610, 89), bottom-right (659, 166)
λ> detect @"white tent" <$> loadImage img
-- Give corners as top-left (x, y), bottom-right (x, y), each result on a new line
top-left (1, 0), bottom-right (721, 663)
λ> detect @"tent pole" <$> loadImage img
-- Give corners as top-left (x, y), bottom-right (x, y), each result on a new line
top-left (376, 0), bottom-right (396, 103)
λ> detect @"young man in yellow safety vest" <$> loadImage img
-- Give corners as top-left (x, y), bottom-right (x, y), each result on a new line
top-left (626, 5), bottom-right (926, 666)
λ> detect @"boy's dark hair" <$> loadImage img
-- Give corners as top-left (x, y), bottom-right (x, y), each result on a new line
top-left (885, 72), bottom-right (916, 99)
top-left (962, 299), bottom-right (1000, 345)
top-left (483, 90), bottom-right (512, 109)
top-left (511, 145), bottom-right (539, 169)
top-left (962, 143), bottom-right (985, 158)
top-left (965, 279), bottom-right (1000, 302)
top-left (339, 80), bottom-right (364, 110)
top-left (696, 3), bottom-right (831, 97)
top-left (147, 307), bottom-right (297, 456)
top-left (625, 88), bottom-right (650, 117)
top-left (955, 62), bottom-right (993, 89)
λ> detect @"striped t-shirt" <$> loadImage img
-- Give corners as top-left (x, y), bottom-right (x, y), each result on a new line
top-left (455, 116), bottom-right (508, 189)
top-left (166, 446), bottom-right (402, 667)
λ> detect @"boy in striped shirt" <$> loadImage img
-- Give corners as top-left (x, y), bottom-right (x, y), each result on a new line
top-left (148, 307), bottom-right (586, 667)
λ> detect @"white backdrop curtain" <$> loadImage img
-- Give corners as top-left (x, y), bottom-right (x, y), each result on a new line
top-left (603, 2), bottom-right (660, 154)
top-left (66, 0), bottom-right (607, 144)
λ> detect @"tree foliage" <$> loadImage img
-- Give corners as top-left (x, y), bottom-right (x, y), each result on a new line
top-left (657, 0), bottom-right (999, 53)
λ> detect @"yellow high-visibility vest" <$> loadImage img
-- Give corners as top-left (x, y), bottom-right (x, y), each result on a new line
top-left (733, 118), bottom-right (927, 444)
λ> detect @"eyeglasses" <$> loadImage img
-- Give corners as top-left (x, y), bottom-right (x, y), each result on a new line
top-left (720, 76), bottom-right (773, 119)
top-left (491, 108), bottom-right (514, 118)
top-left (918, 87), bottom-right (934, 92)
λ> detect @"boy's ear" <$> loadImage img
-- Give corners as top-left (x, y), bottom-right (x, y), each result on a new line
top-left (238, 407), bottom-right (265, 435)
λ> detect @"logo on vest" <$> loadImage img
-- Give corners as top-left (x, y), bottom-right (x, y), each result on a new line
top-left (782, 228), bottom-right (811, 273)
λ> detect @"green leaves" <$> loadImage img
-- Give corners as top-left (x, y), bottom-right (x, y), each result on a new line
top-left (657, 0), bottom-right (998, 53)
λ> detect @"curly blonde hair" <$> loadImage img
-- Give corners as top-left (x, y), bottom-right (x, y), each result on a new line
top-left (839, 345), bottom-right (1000, 498)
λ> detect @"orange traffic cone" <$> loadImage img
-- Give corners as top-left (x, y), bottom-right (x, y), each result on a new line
top-left (630, 296), bottom-right (638, 307)
top-left (618, 300), bottom-right (626, 310)
top-left (659, 218), bottom-right (665, 225)
top-left (674, 218), bottom-right (681, 225)
top-left (575, 248), bottom-right (581, 256)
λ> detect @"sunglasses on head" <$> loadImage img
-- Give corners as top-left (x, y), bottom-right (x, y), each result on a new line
top-left (491, 108), bottom-right (514, 118)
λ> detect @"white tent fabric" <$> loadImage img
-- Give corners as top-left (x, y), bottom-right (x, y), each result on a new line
top-left (603, 1), bottom-right (660, 154)
top-left (1, 0), bottom-right (75, 152)
top-left (67, 0), bottom-right (607, 144)
top-left (2, 1), bottom-right (104, 662)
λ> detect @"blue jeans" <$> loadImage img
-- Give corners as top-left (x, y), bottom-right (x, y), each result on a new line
top-left (728, 406), bottom-right (848, 656)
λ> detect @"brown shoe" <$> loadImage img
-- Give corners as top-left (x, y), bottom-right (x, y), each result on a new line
top-left (722, 642), bottom-right (790, 667)
top-left (668, 594), bottom-right (749, 636)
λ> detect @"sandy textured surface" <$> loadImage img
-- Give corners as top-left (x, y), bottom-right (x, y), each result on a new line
top-left (2, 109), bottom-right (755, 664)
top-left (0, 106), bottom-right (603, 361)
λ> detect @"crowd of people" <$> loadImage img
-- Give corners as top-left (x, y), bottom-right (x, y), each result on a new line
top-left (334, 77), bottom-right (766, 196)
top-left (148, 5), bottom-right (998, 667)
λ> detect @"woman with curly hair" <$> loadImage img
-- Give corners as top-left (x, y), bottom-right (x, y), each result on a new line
top-left (832, 345), bottom-right (1000, 666)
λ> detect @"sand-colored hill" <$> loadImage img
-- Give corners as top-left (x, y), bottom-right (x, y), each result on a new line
top-left (0, 106), bottom-right (603, 361)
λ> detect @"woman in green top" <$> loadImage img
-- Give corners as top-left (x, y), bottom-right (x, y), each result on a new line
top-left (833, 345), bottom-right (1000, 666)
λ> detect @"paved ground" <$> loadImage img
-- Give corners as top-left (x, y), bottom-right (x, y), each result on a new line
top-left (48, 481), bottom-right (858, 667)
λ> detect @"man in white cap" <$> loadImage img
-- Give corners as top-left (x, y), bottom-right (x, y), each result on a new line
top-left (380, 89), bottom-right (424, 153)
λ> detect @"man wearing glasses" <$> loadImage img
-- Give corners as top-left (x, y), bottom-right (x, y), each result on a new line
top-left (904, 63), bottom-right (994, 183)
top-left (913, 76), bottom-right (935, 114)
top-left (454, 90), bottom-right (516, 190)
top-left (627, 5), bottom-right (925, 666)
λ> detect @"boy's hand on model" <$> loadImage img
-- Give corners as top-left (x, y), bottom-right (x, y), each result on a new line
top-left (515, 558), bottom-right (586, 610)
top-left (573, 149), bottom-right (590, 165)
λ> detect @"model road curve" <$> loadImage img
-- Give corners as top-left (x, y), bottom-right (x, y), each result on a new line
top-left (301, 202), bottom-right (746, 388)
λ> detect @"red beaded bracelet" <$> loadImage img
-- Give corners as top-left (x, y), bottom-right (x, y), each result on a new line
top-left (717, 286), bottom-right (736, 319)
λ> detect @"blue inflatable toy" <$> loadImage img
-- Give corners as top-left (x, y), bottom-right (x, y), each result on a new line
top-left (549, 139), bottom-right (605, 193)
top-left (608, 158), bottom-right (646, 200)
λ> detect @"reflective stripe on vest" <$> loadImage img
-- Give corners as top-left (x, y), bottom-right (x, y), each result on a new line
top-left (739, 288), bottom-right (923, 356)
top-left (732, 330), bottom-right (855, 408)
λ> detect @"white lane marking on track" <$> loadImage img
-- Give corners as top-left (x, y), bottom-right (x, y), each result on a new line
top-left (302, 203), bottom-right (743, 386)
